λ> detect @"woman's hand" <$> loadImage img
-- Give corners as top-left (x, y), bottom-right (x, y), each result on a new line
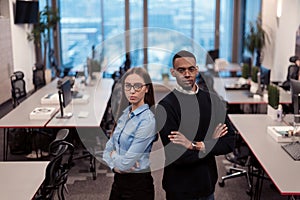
top-left (212, 123), bottom-right (228, 139)
top-left (110, 150), bottom-right (116, 158)
top-left (168, 131), bottom-right (191, 149)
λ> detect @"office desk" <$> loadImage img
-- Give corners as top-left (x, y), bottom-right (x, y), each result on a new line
top-left (0, 76), bottom-right (113, 160)
top-left (213, 78), bottom-right (292, 114)
top-left (214, 78), bottom-right (266, 105)
top-left (46, 78), bottom-right (113, 127)
top-left (0, 161), bottom-right (49, 200)
top-left (214, 77), bottom-right (291, 104)
top-left (229, 114), bottom-right (300, 196)
top-left (46, 77), bottom-right (113, 180)
top-left (0, 80), bottom-right (60, 160)
top-left (0, 80), bottom-right (59, 128)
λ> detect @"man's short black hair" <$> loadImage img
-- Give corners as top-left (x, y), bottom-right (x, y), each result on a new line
top-left (172, 50), bottom-right (196, 68)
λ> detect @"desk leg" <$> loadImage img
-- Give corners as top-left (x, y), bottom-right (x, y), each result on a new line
top-left (3, 128), bottom-right (8, 161)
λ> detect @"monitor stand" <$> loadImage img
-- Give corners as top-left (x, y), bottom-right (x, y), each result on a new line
top-left (56, 112), bottom-right (73, 119)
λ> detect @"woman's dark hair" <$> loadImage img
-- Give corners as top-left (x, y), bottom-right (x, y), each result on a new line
top-left (110, 67), bottom-right (155, 135)
top-left (120, 67), bottom-right (155, 111)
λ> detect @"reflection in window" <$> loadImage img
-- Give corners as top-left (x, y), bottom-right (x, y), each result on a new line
top-left (58, 0), bottom-right (260, 80)
top-left (243, 0), bottom-right (261, 58)
top-left (147, 0), bottom-right (214, 80)
top-left (59, 0), bottom-right (102, 70)
top-left (194, 0), bottom-right (216, 51)
top-left (220, 0), bottom-right (234, 61)
top-left (129, 0), bottom-right (143, 68)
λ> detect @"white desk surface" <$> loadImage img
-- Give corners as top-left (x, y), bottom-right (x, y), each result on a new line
top-left (0, 80), bottom-right (59, 128)
top-left (229, 114), bottom-right (300, 195)
top-left (0, 161), bottom-right (49, 200)
top-left (214, 77), bottom-right (291, 105)
top-left (214, 77), bottom-right (266, 104)
top-left (46, 78), bottom-right (113, 127)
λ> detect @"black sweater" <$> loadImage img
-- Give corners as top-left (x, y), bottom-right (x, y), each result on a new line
top-left (156, 89), bottom-right (235, 197)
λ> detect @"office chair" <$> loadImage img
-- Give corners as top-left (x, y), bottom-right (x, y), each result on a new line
top-left (218, 130), bottom-right (252, 195)
top-left (33, 63), bottom-right (46, 91)
top-left (281, 56), bottom-right (300, 91)
top-left (34, 129), bottom-right (74, 200)
top-left (10, 71), bottom-right (27, 108)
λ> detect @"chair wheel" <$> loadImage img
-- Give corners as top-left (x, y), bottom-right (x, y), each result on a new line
top-left (218, 181), bottom-right (225, 187)
top-left (246, 189), bottom-right (252, 196)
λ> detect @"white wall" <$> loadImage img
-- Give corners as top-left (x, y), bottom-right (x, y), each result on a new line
top-left (262, 0), bottom-right (300, 82)
top-left (9, 0), bottom-right (35, 91)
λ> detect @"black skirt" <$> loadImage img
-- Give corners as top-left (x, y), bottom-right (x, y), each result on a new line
top-left (109, 171), bottom-right (154, 200)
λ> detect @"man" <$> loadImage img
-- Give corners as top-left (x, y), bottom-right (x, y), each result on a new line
top-left (156, 50), bottom-right (235, 200)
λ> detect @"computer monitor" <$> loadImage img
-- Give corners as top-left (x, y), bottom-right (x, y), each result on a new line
top-left (14, 0), bottom-right (39, 24)
top-left (206, 49), bottom-right (219, 65)
top-left (260, 66), bottom-right (271, 86)
top-left (56, 79), bottom-right (73, 118)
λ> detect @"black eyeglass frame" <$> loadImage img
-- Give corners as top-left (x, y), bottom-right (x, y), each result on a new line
top-left (124, 83), bottom-right (147, 92)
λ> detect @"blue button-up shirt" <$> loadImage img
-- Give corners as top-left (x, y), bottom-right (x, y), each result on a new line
top-left (103, 104), bottom-right (156, 172)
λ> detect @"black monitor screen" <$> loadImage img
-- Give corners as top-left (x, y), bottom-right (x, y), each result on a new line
top-left (206, 49), bottom-right (219, 65)
top-left (15, 1), bottom-right (39, 24)
top-left (56, 79), bottom-right (73, 118)
top-left (61, 79), bottom-right (72, 107)
top-left (290, 79), bottom-right (300, 114)
top-left (61, 79), bottom-right (72, 108)
top-left (260, 66), bottom-right (271, 86)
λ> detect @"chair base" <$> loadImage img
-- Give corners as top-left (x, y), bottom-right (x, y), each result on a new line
top-left (218, 166), bottom-right (252, 195)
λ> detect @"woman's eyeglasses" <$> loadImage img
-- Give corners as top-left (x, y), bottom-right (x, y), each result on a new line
top-left (124, 83), bottom-right (146, 92)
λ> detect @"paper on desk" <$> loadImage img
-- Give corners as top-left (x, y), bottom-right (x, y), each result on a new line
top-left (267, 126), bottom-right (300, 143)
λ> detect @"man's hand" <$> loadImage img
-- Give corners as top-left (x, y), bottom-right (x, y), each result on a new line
top-left (212, 123), bottom-right (228, 139)
top-left (168, 131), bottom-right (191, 149)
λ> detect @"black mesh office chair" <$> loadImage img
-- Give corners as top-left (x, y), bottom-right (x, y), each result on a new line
top-left (34, 129), bottom-right (74, 200)
top-left (33, 63), bottom-right (46, 91)
top-left (10, 71), bottom-right (27, 108)
top-left (281, 56), bottom-right (300, 91)
top-left (218, 130), bottom-right (252, 194)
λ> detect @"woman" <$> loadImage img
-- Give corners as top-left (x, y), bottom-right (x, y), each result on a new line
top-left (103, 67), bottom-right (156, 200)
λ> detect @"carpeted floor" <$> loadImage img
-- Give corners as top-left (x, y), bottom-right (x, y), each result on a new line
top-left (62, 139), bottom-right (286, 200)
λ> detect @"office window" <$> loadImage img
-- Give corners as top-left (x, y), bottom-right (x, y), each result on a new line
top-left (59, 0), bottom-right (102, 70)
top-left (101, 1), bottom-right (125, 74)
top-left (57, 0), bottom-right (261, 78)
top-left (145, 0), bottom-right (218, 80)
top-left (129, 0), bottom-right (144, 67)
top-left (243, 0), bottom-right (261, 57)
top-left (219, 0), bottom-right (234, 61)
top-left (194, 0), bottom-right (216, 51)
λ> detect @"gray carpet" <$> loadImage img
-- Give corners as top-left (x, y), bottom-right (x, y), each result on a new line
top-left (62, 140), bottom-right (286, 200)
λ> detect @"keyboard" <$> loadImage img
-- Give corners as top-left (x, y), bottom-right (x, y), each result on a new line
top-left (281, 141), bottom-right (300, 161)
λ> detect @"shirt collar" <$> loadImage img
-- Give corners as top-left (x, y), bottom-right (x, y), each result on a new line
top-left (175, 83), bottom-right (199, 95)
top-left (124, 104), bottom-right (149, 118)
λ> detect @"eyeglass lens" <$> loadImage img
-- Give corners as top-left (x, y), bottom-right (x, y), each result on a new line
top-left (125, 83), bottom-right (145, 91)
